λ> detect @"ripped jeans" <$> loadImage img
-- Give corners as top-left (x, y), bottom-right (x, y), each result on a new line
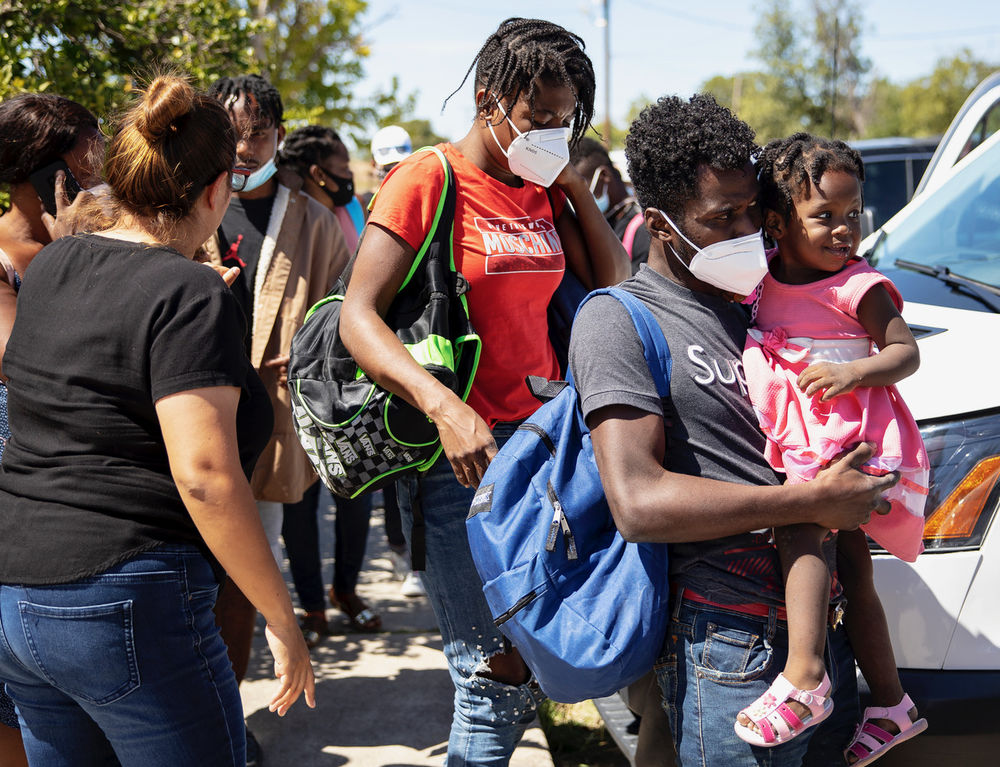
top-left (397, 422), bottom-right (542, 767)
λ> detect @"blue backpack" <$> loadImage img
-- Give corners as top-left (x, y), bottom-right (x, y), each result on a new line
top-left (466, 287), bottom-right (672, 703)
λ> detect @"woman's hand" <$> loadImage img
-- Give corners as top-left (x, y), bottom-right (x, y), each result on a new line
top-left (432, 398), bottom-right (497, 488)
top-left (264, 620), bottom-right (317, 716)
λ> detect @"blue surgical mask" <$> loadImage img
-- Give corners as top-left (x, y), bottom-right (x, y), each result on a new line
top-left (239, 157), bottom-right (278, 193)
top-left (590, 168), bottom-right (610, 214)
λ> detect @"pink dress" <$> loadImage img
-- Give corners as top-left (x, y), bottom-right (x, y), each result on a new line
top-left (742, 255), bottom-right (928, 562)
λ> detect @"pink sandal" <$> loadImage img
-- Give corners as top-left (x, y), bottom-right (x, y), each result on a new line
top-left (734, 672), bottom-right (834, 747)
top-left (844, 693), bottom-right (928, 766)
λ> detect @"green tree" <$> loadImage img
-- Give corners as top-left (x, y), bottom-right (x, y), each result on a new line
top-left (246, 0), bottom-right (374, 129)
top-left (702, 72), bottom-right (809, 143)
top-left (745, 0), bottom-right (869, 139)
top-left (810, 0), bottom-right (869, 137)
top-left (0, 0), bottom-right (259, 119)
top-left (856, 76), bottom-right (903, 137)
top-left (898, 49), bottom-right (997, 137)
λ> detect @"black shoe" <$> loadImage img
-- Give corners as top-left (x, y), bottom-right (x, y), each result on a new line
top-left (246, 728), bottom-right (263, 766)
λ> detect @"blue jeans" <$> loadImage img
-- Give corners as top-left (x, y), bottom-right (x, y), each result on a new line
top-left (397, 422), bottom-right (542, 767)
top-left (656, 599), bottom-right (858, 767)
top-left (0, 545), bottom-right (245, 766)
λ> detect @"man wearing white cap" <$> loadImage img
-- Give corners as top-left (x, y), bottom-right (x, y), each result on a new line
top-left (371, 125), bottom-right (413, 179)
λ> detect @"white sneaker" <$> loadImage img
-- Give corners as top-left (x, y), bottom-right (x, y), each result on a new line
top-left (400, 571), bottom-right (426, 598)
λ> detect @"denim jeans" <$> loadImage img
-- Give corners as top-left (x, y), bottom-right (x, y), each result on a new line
top-left (0, 545), bottom-right (245, 766)
top-left (397, 422), bottom-right (542, 767)
top-left (656, 599), bottom-right (858, 767)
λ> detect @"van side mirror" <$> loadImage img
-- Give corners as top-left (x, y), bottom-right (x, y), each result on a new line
top-left (860, 209), bottom-right (876, 239)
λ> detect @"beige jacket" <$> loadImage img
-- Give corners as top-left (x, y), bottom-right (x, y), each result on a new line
top-left (205, 170), bottom-right (350, 503)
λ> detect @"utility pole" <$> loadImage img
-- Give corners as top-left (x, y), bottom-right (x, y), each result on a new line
top-left (595, 0), bottom-right (612, 149)
top-left (831, 14), bottom-right (840, 138)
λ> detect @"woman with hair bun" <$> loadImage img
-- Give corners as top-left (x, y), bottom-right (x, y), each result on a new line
top-left (0, 75), bottom-right (315, 766)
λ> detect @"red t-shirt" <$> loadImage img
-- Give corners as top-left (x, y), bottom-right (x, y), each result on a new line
top-left (368, 143), bottom-right (566, 426)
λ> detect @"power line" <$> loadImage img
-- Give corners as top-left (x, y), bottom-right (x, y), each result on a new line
top-left (621, 0), bottom-right (747, 33)
top-left (870, 26), bottom-right (1000, 42)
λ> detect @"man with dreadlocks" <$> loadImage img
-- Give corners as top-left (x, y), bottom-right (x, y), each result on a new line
top-left (568, 94), bottom-right (898, 766)
top-left (203, 73), bottom-right (348, 766)
top-left (340, 16), bottom-right (629, 766)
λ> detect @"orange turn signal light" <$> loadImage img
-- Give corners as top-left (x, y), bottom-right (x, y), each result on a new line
top-left (923, 455), bottom-right (1000, 540)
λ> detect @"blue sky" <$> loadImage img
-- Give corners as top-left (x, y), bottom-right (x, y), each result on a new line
top-left (354, 0), bottom-right (1000, 142)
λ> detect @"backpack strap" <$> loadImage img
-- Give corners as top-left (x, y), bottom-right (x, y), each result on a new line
top-left (568, 286), bottom-right (671, 397)
top-left (621, 212), bottom-right (645, 260)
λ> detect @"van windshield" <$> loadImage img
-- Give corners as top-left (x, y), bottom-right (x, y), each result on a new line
top-left (871, 135), bottom-right (1000, 288)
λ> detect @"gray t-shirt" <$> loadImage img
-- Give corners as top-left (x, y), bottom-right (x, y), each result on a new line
top-left (569, 265), bottom-right (789, 605)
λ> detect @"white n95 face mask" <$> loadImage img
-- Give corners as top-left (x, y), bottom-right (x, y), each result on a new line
top-left (659, 209), bottom-right (767, 296)
top-left (488, 99), bottom-right (570, 188)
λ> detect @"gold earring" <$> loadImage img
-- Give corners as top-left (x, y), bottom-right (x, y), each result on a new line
top-left (318, 179), bottom-right (326, 187)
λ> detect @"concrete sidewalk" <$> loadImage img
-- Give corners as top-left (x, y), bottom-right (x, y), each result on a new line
top-left (240, 489), bottom-right (554, 767)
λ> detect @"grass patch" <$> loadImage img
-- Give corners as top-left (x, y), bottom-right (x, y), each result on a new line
top-left (538, 699), bottom-right (630, 767)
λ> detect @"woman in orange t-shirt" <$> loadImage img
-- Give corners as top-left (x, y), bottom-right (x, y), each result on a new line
top-left (341, 17), bottom-right (629, 765)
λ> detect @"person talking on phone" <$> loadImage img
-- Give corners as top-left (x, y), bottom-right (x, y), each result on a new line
top-left (0, 92), bottom-right (104, 767)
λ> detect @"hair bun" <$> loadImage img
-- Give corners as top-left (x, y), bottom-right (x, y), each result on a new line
top-left (136, 76), bottom-right (195, 142)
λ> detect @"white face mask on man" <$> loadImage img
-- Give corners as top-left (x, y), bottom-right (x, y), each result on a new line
top-left (487, 98), bottom-right (570, 188)
top-left (659, 209), bottom-right (767, 297)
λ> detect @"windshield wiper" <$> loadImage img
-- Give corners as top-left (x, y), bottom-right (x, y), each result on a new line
top-left (894, 258), bottom-right (1000, 313)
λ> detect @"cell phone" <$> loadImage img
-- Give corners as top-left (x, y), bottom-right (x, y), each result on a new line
top-left (28, 159), bottom-right (83, 217)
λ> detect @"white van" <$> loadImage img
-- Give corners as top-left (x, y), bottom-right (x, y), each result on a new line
top-left (858, 128), bottom-right (1000, 765)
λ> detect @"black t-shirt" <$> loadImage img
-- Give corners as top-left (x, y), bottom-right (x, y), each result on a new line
top-left (219, 194), bottom-right (276, 343)
top-left (0, 234), bottom-right (273, 584)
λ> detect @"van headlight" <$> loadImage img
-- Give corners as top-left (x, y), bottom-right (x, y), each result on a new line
top-left (879, 411), bottom-right (1000, 552)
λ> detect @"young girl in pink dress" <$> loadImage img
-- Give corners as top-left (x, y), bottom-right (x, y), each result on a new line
top-left (734, 133), bottom-right (928, 765)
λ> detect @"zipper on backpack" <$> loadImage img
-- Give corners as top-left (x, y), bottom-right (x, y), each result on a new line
top-left (517, 422), bottom-right (556, 456)
top-left (494, 590), bottom-right (537, 627)
top-left (544, 482), bottom-right (577, 560)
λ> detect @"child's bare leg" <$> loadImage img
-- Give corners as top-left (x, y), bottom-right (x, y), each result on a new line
top-left (737, 522), bottom-right (829, 733)
top-left (777, 523), bottom-right (831, 690)
top-left (838, 528), bottom-right (920, 761)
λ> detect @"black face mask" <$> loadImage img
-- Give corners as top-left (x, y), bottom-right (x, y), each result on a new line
top-left (320, 171), bottom-right (355, 207)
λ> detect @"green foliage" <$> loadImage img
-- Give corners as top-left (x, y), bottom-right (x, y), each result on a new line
top-left (744, 0), bottom-right (868, 139)
top-left (0, 1), bottom-right (419, 143)
top-left (702, 0), bottom-right (995, 143)
top-left (897, 49), bottom-right (998, 137)
top-left (247, 0), bottom-right (374, 131)
top-left (0, 0), bottom-right (260, 120)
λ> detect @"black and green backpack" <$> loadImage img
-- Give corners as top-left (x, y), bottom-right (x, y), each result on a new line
top-left (288, 146), bottom-right (481, 498)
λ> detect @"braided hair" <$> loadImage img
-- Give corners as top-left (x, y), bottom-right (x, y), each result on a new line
top-left (208, 74), bottom-right (283, 128)
top-left (277, 125), bottom-right (343, 175)
top-left (445, 17), bottom-right (596, 147)
top-left (758, 132), bottom-right (865, 220)
top-left (626, 93), bottom-right (758, 221)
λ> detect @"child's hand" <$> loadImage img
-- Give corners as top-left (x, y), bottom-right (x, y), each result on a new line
top-left (797, 361), bottom-right (860, 401)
